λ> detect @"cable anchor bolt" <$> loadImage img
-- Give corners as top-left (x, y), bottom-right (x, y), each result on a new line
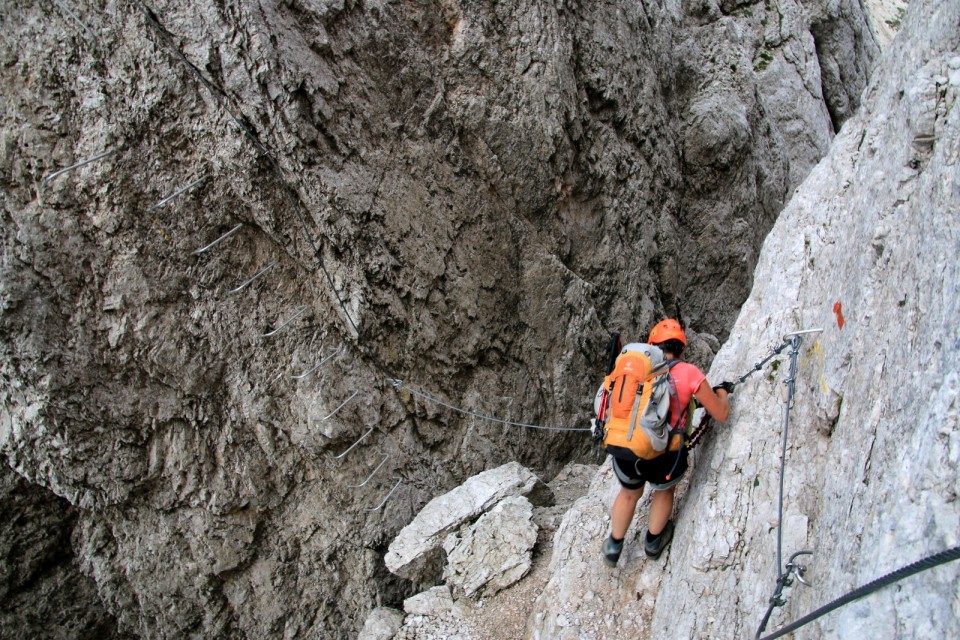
top-left (792, 563), bottom-right (812, 587)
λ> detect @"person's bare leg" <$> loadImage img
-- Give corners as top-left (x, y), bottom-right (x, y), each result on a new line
top-left (647, 486), bottom-right (675, 535)
top-left (610, 486), bottom-right (644, 539)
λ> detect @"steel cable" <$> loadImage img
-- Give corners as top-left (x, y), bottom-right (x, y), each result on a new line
top-left (760, 545), bottom-right (960, 640)
top-left (395, 381), bottom-right (591, 432)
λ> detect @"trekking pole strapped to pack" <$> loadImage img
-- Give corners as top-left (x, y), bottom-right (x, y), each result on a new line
top-left (591, 332), bottom-right (622, 448)
top-left (605, 332), bottom-right (622, 376)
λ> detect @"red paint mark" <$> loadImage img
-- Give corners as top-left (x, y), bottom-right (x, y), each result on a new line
top-left (833, 301), bottom-right (845, 330)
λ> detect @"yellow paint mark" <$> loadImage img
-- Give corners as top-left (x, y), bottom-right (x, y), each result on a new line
top-left (803, 340), bottom-right (829, 394)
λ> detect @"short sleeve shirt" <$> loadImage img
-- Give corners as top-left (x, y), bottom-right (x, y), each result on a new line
top-left (668, 361), bottom-right (706, 428)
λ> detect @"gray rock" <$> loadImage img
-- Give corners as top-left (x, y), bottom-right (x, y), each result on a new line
top-left (443, 495), bottom-right (538, 598)
top-left (528, 462), bottom-right (662, 639)
top-left (385, 462), bottom-right (545, 583)
top-left (683, 93), bottom-right (751, 170)
top-left (357, 606), bottom-right (404, 640)
top-left (0, 465), bottom-right (121, 638)
top-left (532, 1), bottom-right (960, 638)
top-left (403, 585), bottom-right (459, 618)
top-left (533, 462), bottom-right (597, 532)
top-left (655, 2), bottom-right (960, 636)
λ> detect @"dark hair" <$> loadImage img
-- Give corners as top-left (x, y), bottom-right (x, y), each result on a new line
top-left (656, 339), bottom-right (685, 357)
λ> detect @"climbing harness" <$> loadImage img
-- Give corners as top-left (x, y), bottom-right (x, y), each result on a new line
top-left (685, 409), bottom-right (715, 451)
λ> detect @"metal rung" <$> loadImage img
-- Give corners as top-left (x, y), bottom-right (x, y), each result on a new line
top-left (291, 346), bottom-right (341, 380)
top-left (40, 149), bottom-right (116, 189)
top-left (149, 175), bottom-right (209, 211)
top-left (349, 454), bottom-right (389, 488)
top-left (320, 389), bottom-right (358, 421)
top-left (52, 0), bottom-right (95, 40)
top-left (783, 328), bottom-right (824, 339)
top-left (229, 261), bottom-right (276, 294)
top-left (191, 223), bottom-right (242, 256)
top-left (329, 425), bottom-right (373, 460)
top-left (262, 305), bottom-right (309, 337)
top-left (365, 479), bottom-right (402, 512)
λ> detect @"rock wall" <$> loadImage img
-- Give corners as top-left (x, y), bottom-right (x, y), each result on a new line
top-left (663, 0), bottom-right (960, 634)
top-left (0, 464), bottom-right (121, 637)
top-left (0, 0), bottom-right (877, 637)
top-left (531, 0), bottom-right (959, 637)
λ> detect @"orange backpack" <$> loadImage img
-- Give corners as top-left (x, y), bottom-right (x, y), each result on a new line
top-left (595, 343), bottom-right (684, 460)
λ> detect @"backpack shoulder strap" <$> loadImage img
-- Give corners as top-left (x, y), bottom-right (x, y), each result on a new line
top-left (665, 360), bottom-right (689, 432)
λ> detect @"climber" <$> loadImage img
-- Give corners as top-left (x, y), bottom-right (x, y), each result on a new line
top-left (602, 319), bottom-right (732, 566)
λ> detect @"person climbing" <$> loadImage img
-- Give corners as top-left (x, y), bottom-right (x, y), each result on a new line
top-left (601, 319), bottom-right (732, 566)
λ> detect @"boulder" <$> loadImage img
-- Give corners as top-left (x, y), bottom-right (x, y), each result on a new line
top-left (395, 585), bottom-right (473, 640)
top-left (443, 495), bottom-right (538, 598)
top-left (385, 462), bottom-right (549, 583)
top-left (357, 606), bottom-right (404, 640)
top-left (402, 585), bottom-right (459, 617)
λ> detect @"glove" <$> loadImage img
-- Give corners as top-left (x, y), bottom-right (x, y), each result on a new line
top-left (713, 381), bottom-right (735, 395)
top-left (590, 418), bottom-right (605, 442)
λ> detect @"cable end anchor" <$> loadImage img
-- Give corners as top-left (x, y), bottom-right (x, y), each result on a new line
top-left (787, 550), bottom-right (814, 587)
top-left (782, 328), bottom-right (824, 340)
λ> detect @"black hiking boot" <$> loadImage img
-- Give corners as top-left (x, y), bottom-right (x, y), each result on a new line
top-left (602, 535), bottom-right (624, 567)
top-left (644, 520), bottom-right (674, 559)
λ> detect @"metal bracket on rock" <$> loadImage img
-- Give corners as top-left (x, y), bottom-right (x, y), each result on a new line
top-left (783, 328), bottom-right (824, 340)
top-left (365, 479), bottom-right (401, 512)
top-left (192, 223), bottom-right (242, 256)
top-left (229, 261), bottom-right (276, 294)
top-left (261, 305), bottom-right (308, 338)
top-left (329, 424), bottom-right (372, 460)
top-left (291, 346), bottom-right (341, 380)
top-left (786, 550), bottom-right (814, 587)
top-left (40, 149), bottom-right (116, 194)
top-left (349, 454), bottom-right (389, 488)
top-left (52, 0), bottom-right (96, 40)
top-left (149, 174), bottom-right (209, 211)
top-left (320, 390), bottom-right (359, 421)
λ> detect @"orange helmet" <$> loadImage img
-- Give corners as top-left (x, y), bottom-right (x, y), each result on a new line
top-left (649, 318), bottom-right (686, 345)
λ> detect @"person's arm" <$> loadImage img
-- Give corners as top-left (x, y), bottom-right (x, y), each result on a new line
top-left (693, 380), bottom-right (730, 423)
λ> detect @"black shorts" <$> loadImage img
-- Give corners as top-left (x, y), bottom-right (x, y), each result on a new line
top-left (611, 449), bottom-right (688, 491)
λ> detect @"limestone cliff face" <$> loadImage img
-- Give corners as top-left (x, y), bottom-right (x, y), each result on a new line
top-left (533, 0), bottom-right (960, 637)
top-left (1, 0), bottom-right (876, 637)
top-left (665, 0), bottom-right (960, 634)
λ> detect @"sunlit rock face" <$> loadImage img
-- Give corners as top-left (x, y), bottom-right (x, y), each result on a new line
top-left (532, 1), bottom-right (959, 638)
